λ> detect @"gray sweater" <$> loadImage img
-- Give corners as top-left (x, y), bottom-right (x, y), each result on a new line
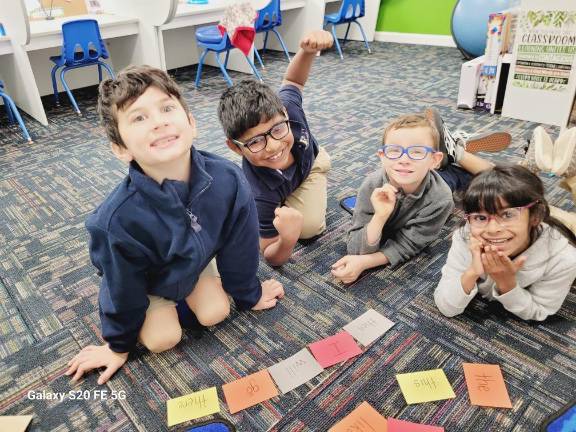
top-left (347, 169), bottom-right (454, 267)
top-left (434, 224), bottom-right (576, 321)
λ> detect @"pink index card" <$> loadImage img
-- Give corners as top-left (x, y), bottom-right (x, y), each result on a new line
top-left (388, 417), bottom-right (444, 432)
top-left (308, 331), bottom-right (362, 368)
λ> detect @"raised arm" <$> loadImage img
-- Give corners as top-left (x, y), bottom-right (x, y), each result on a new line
top-left (282, 30), bottom-right (334, 90)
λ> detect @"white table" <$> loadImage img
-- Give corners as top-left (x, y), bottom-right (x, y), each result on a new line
top-left (0, 0), bottom-right (173, 125)
top-left (162, 0), bottom-right (306, 30)
top-left (26, 14), bottom-right (139, 51)
top-left (0, 36), bottom-right (12, 56)
top-left (24, 14), bottom-right (145, 101)
top-left (157, 0), bottom-right (308, 73)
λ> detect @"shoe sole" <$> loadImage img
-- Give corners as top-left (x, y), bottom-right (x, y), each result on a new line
top-left (466, 132), bottom-right (512, 153)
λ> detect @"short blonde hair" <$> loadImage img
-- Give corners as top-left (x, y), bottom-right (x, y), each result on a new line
top-left (382, 113), bottom-right (440, 150)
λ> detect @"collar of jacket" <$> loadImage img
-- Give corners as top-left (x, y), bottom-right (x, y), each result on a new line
top-left (243, 140), bottom-right (306, 191)
top-left (127, 147), bottom-right (213, 209)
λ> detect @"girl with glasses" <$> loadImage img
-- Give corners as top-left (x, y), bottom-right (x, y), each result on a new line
top-left (435, 165), bottom-right (576, 321)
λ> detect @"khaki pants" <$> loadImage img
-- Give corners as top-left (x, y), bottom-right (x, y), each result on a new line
top-left (550, 174), bottom-right (576, 236)
top-left (147, 258), bottom-right (219, 311)
top-left (284, 146), bottom-right (331, 239)
top-left (550, 206), bottom-right (576, 235)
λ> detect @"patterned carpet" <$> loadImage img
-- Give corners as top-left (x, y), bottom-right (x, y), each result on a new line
top-left (0, 40), bottom-right (574, 432)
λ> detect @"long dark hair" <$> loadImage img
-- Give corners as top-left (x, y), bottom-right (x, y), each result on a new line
top-left (462, 164), bottom-right (576, 247)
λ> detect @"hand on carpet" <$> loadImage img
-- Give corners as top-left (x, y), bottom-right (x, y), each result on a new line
top-left (252, 279), bottom-right (285, 310)
top-left (331, 255), bottom-right (367, 284)
top-left (65, 344), bottom-right (128, 385)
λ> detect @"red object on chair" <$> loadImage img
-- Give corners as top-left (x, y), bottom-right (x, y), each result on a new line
top-left (217, 24), bottom-right (255, 56)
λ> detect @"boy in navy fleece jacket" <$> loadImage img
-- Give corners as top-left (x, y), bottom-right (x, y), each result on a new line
top-left (65, 66), bottom-right (284, 385)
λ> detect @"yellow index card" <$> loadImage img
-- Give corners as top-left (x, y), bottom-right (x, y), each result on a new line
top-left (166, 387), bottom-right (220, 427)
top-left (396, 369), bottom-right (456, 404)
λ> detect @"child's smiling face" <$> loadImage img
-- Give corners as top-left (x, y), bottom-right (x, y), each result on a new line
top-left (112, 86), bottom-right (196, 171)
top-left (468, 199), bottom-right (535, 257)
top-left (380, 126), bottom-right (443, 194)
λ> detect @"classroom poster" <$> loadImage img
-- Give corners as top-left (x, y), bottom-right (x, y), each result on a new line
top-left (511, 9), bottom-right (576, 92)
top-left (502, 0), bottom-right (576, 127)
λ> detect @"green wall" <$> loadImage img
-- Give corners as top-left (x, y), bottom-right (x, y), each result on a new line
top-left (376, 0), bottom-right (458, 35)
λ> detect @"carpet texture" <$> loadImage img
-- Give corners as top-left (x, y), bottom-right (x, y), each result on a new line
top-left (0, 41), bottom-right (574, 431)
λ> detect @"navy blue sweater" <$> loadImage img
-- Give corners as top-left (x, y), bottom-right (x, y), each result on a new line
top-left (86, 148), bottom-right (262, 353)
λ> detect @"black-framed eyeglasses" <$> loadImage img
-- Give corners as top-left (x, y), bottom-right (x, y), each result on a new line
top-left (464, 201), bottom-right (539, 228)
top-left (232, 119), bottom-right (291, 153)
top-left (378, 144), bottom-right (435, 160)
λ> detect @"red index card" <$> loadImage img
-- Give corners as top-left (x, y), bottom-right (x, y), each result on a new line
top-left (308, 331), bottom-right (362, 368)
top-left (388, 417), bottom-right (444, 432)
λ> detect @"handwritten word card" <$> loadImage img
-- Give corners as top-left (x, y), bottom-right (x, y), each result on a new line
top-left (343, 309), bottom-right (395, 346)
top-left (462, 363), bottom-right (512, 408)
top-left (268, 348), bottom-right (324, 393)
top-left (222, 370), bottom-right (279, 414)
top-left (396, 369), bottom-right (456, 404)
top-left (0, 416), bottom-right (33, 432)
top-left (308, 331), bottom-right (362, 368)
top-left (329, 401), bottom-right (388, 432)
top-left (387, 417), bottom-right (445, 432)
top-left (166, 387), bottom-right (220, 427)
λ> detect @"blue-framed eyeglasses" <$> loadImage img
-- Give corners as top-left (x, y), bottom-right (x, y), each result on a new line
top-left (378, 144), bottom-right (435, 160)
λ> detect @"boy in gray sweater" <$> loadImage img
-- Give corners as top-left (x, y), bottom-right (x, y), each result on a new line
top-left (332, 112), bottom-right (499, 284)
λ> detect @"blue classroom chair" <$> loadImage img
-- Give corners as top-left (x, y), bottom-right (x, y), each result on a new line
top-left (194, 25), bottom-right (262, 88)
top-left (0, 80), bottom-right (32, 143)
top-left (253, 0), bottom-right (290, 68)
top-left (324, 0), bottom-right (371, 60)
top-left (50, 19), bottom-right (114, 115)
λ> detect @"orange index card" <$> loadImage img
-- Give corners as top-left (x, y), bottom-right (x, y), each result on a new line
top-left (222, 369), bottom-right (279, 414)
top-left (396, 369), bottom-right (456, 404)
top-left (308, 331), bottom-right (362, 368)
top-left (328, 401), bottom-right (388, 432)
top-left (462, 363), bottom-right (512, 408)
top-left (387, 417), bottom-right (444, 432)
top-left (166, 387), bottom-right (220, 427)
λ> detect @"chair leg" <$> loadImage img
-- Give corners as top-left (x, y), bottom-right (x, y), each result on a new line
top-left (3, 94), bottom-right (32, 142)
top-left (343, 22), bottom-right (351, 44)
top-left (60, 67), bottom-right (82, 115)
top-left (224, 50), bottom-right (230, 69)
top-left (50, 64), bottom-right (60, 105)
top-left (245, 53), bottom-right (263, 82)
top-left (254, 48), bottom-right (264, 68)
top-left (214, 51), bottom-right (233, 87)
top-left (271, 28), bottom-right (291, 62)
top-left (98, 64), bottom-right (102, 82)
top-left (354, 20), bottom-right (371, 54)
top-left (99, 62), bottom-right (115, 79)
top-left (331, 24), bottom-right (343, 59)
top-left (195, 49), bottom-right (209, 88)
top-left (2, 95), bottom-right (15, 123)
top-left (263, 31), bottom-right (269, 53)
